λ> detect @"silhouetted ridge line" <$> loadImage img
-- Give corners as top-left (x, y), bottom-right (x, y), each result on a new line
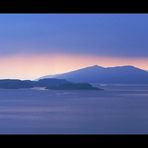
top-left (39, 65), bottom-right (148, 84)
top-left (0, 78), bottom-right (102, 90)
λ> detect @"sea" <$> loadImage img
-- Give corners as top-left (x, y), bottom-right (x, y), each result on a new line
top-left (0, 84), bottom-right (148, 134)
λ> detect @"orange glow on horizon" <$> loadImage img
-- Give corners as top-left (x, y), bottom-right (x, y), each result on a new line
top-left (0, 53), bottom-right (147, 80)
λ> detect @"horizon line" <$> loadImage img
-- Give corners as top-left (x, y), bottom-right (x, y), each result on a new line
top-left (0, 64), bottom-right (147, 81)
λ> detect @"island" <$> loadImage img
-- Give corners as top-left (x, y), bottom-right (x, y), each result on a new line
top-left (0, 78), bottom-right (102, 90)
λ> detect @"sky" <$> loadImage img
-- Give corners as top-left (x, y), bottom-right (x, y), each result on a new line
top-left (0, 14), bottom-right (148, 80)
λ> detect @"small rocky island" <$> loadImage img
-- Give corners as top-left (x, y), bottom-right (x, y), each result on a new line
top-left (0, 78), bottom-right (102, 90)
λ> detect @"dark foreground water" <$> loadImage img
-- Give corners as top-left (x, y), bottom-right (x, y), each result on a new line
top-left (0, 85), bottom-right (148, 134)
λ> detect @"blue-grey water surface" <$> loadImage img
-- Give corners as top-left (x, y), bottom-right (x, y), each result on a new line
top-left (0, 85), bottom-right (148, 134)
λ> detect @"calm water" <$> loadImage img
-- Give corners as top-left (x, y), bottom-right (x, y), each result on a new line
top-left (0, 85), bottom-right (148, 134)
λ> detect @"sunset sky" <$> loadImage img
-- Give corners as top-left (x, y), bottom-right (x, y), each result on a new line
top-left (0, 14), bottom-right (148, 80)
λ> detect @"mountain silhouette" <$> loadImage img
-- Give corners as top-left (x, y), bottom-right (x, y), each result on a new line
top-left (0, 78), bottom-right (101, 90)
top-left (39, 65), bottom-right (148, 84)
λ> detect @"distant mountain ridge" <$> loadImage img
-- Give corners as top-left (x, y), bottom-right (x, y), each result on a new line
top-left (39, 65), bottom-right (148, 84)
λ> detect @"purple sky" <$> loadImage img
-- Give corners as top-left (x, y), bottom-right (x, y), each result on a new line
top-left (0, 14), bottom-right (148, 57)
top-left (0, 14), bottom-right (147, 79)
